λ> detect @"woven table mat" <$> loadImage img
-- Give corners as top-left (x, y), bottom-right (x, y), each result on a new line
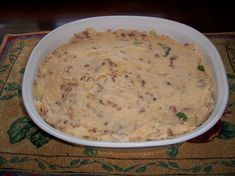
top-left (0, 32), bottom-right (235, 175)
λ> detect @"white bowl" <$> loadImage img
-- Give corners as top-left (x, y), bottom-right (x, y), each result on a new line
top-left (22, 16), bottom-right (228, 148)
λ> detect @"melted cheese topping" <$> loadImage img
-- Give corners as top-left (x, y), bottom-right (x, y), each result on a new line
top-left (34, 28), bottom-right (214, 142)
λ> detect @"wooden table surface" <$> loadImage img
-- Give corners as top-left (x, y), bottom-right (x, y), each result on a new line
top-left (0, 0), bottom-right (234, 43)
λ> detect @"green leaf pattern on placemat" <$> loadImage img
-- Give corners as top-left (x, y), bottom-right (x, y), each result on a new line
top-left (8, 41), bottom-right (24, 63)
top-left (19, 67), bottom-right (25, 75)
top-left (218, 121), bottom-right (235, 140)
top-left (3, 82), bottom-right (22, 98)
top-left (0, 64), bottom-right (9, 74)
top-left (0, 81), bottom-right (22, 100)
top-left (167, 144), bottom-right (181, 158)
top-left (1, 36), bottom-right (235, 174)
top-left (0, 40), bottom-right (24, 99)
top-left (228, 73), bottom-right (235, 92)
top-left (0, 155), bottom-right (234, 173)
top-left (7, 116), bottom-right (51, 148)
top-left (83, 147), bottom-right (98, 156)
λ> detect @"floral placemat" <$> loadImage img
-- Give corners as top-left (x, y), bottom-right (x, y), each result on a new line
top-left (0, 32), bottom-right (235, 175)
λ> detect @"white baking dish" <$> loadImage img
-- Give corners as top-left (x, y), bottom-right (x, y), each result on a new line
top-left (22, 16), bottom-right (228, 148)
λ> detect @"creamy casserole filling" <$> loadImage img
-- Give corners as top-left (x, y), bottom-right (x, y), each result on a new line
top-left (34, 28), bottom-right (214, 142)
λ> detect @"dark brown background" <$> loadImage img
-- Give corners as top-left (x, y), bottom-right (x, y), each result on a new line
top-left (0, 0), bottom-right (234, 42)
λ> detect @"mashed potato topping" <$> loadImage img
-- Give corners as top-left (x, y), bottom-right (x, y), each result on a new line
top-left (34, 28), bottom-right (214, 142)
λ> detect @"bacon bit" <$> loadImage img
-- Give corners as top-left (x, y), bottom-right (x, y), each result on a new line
top-left (169, 62), bottom-right (174, 67)
top-left (63, 120), bottom-right (80, 127)
top-left (107, 100), bottom-right (113, 105)
top-left (139, 95), bottom-right (143, 99)
top-left (92, 128), bottom-right (97, 133)
top-left (48, 71), bottom-right (53, 75)
top-left (141, 33), bottom-right (147, 38)
top-left (72, 122), bottom-right (80, 127)
top-left (104, 122), bottom-right (109, 126)
top-left (96, 84), bottom-right (105, 92)
top-left (80, 75), bottom-right (93, 82)
top-left (64, 65), bottom-right (73, 73)
top-left (92, 46), bottom-right (97, 49)
top-left (139, 58), bottom-right (143, 61)
top-left (184, 43), bottom-right (189, 46)
top-left (64, 51), bottom-right (68, 54)
top-left (55, 101), bottom-right (61, 105)
top-left (139, 108), bottom-right (146, 113)
top-left (84, 64), bottom-right (90, 67)
top-left (120, 50), bottom-right (126, 54)
top-left (153, 97), bottom-right (157, 101)
top-left (167, 129), bottom-right (173, 136)
top-left (121, 33), bottom-right (126, 37)
top-left (107, 100), bottom-right (121, 110)
top-left (102, 62), bottom-right (105, 66)
top-left (63, 86), bottom-right (72, 92)
top-left (99, 99), bottom-right (104, 105)
top-left (166, 81), bottom-right (172, 85)
top-left (117, 107), bottom-right (122, 111)
top-left (82, 31), bottom-right (90, 38)
top-left (155, 53), bottom-right (159, 57)
top-left (170, 56), bottom-right (177, 61)
top-left (125, 75), bottom-right (129, 78)
top-left (104, 130), bottom-right (109, 134)
top-left (107, 59), bottom-right (117, 67)
top-left (112, 104), bottom-right (117, 108)
top-left (169, 105), bottom-right (177, 113)
top-left (128, 32), bottom-right (135, 37)
top-left (141, 80), bottom-right (146, 87)
top-left (39, 107), bottom-right (48, 116)
top-left (169, 56), bottom-right (177, 68)
top-left (86, 103), bottom-right (90, 108)
top-left (64, 120), bottom-right (68, 125)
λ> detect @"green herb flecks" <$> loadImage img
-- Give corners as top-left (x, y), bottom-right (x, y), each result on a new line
top-left (149, 30), bottom-right (157, 36)
top-left (158, 43), bottom-right (171, 57)
top-left (133, 39), bottom-right (143, 46)
top-left (176, 112), bottom-right (188, 121)
top-left (99, 100), bottom-right (105, 105)
top-left (197, 64), bottom-right (205, 72)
